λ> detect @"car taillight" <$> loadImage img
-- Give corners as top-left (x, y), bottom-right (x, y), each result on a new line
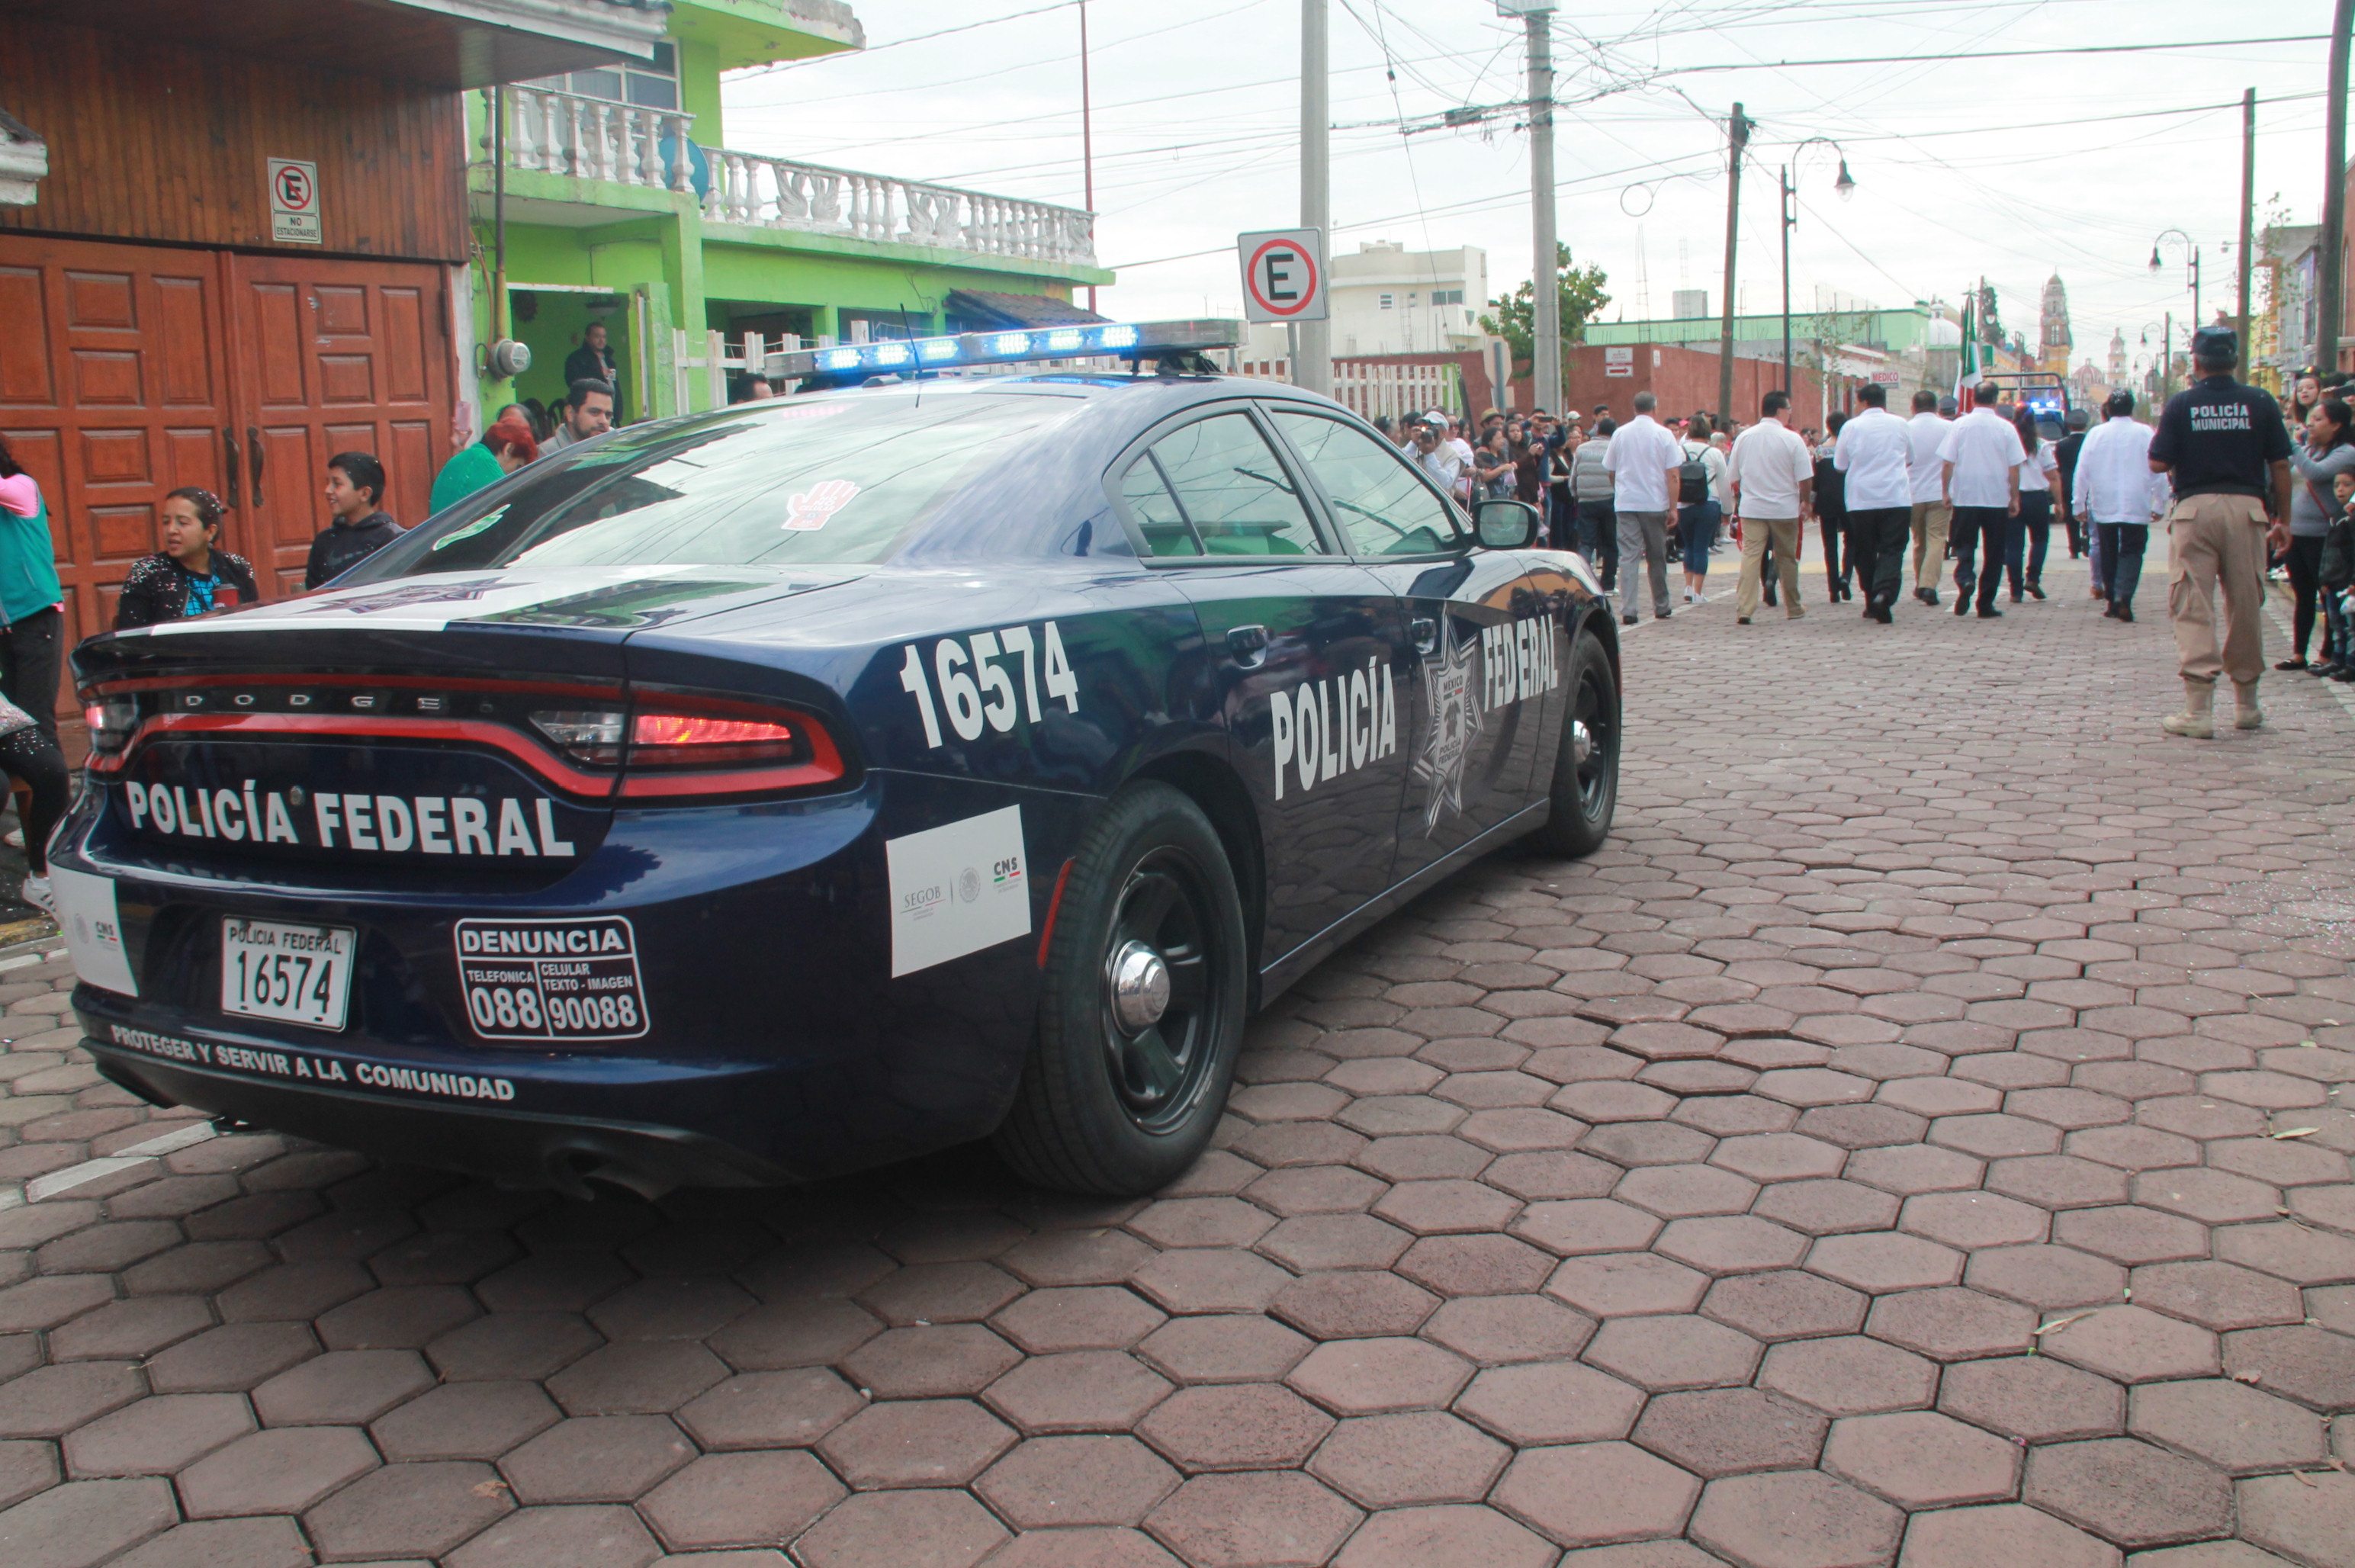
top-left (628, 710), bottom-right (805, 770)
top-left (529, 708), bottom-right (628, 765)
top-left (84, 696), bottom-right (138, 755)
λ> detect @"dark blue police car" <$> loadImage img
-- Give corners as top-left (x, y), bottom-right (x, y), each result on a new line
top-left (55, 321), bottom-right (1621, 1199)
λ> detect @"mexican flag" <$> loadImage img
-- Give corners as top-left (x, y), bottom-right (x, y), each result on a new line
top-left (1955, 293), bottom-right (1984, 396)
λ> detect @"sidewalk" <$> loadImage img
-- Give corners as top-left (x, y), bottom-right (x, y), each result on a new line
top-left (0, 555), bottom-right (2347, 1567)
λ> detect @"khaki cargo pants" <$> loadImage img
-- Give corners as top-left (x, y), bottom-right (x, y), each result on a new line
top-left (1910, 500), bottom-right (1951, 592)
top-left (2164, 492), bottom-right (2270, 687)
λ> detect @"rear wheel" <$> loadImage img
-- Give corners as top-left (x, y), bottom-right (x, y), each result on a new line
top-left (994, 782), bottom-right (1247, 1195)
top-left (1529, 625), bottom-right (1619, 858)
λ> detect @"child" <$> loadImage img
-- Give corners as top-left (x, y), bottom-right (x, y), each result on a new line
top-left (305, 451), bottom-right (404, 590)
top-left (2315, 471), bottom-right (2354, 681)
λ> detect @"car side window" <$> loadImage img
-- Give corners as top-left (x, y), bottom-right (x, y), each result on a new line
top-left (1119, 452), bottom-right (1203, 557)
top-left (1120, 413), bottom-right (1325, 557)
top-left (1271, 410), bottom-right (1463, 557)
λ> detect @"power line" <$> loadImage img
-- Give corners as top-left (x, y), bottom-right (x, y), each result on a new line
top-left (1654, 33), bottom-right (2327, 76)
top-left (734, 0), bottom-right (1081, 79)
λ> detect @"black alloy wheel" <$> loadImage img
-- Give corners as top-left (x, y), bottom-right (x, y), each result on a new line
top-left (1531, 626), bottom-right (1620, 858)
top-left (996, 782), bottom-right (1246, 1195)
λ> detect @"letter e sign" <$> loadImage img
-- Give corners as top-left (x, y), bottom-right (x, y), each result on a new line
top-left (268, 159), bottom-right (322, 245)
top-left (1238, 229), bottom-right (1327, 323)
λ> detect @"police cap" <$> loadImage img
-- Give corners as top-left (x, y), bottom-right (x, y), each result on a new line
top-left (2191, 323), bottom-right (2238, 364)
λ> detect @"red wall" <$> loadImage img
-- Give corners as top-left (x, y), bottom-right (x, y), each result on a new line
top-left (1565, 344), bottom-right (1828, 430)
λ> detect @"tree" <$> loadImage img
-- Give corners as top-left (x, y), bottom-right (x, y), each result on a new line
top-left (1480, 243), bottom-right (1611, 374)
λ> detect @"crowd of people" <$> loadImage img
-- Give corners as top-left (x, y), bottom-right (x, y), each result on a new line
top-left (1382, 324), bottom-right (2342, 737)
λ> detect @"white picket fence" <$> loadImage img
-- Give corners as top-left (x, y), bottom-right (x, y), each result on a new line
top-left (1235, 358), bottom-right (1464, 426)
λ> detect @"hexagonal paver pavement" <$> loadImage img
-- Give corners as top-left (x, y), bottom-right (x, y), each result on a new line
top-left (1, 561), bottom-right (2350, 1563)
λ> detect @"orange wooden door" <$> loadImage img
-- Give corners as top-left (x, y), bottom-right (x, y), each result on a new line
top-left (0, 233), bottom-right (236, 710)
top-left (226, 254), bottom-right (451, 595)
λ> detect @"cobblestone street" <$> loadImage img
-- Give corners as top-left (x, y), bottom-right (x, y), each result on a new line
top-left (0, 558), bottom-right (2351, 1568)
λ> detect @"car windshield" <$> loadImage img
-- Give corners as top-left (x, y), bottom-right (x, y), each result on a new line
top-left (344, 391), bottom-right (1085, 580)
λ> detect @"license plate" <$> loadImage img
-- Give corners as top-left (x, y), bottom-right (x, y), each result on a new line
top-left (221, 917), bottom-right (356, 1031)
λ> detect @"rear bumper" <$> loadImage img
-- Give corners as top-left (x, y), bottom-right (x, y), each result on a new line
top-left (89, 1041), bottom-right (791, 1197)
top-left (56, 768), bottom-right (1097, 1190)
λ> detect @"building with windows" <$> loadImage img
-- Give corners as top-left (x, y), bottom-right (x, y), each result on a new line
top-left (1245, 242), bottom-right (1489, 363)
top-left (473, 0), bottom-right (1112, 427)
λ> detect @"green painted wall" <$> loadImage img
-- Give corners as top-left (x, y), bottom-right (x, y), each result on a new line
top-left (676, 37), bottom-right (724, 144)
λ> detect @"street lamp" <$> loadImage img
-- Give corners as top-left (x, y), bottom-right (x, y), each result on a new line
top-left (2139, 320), bottom-right (2174, 390)
top-left (2150, 229), bottom-right (2202, 332)
top-left (1780, 137), bottom-right (1855, 400)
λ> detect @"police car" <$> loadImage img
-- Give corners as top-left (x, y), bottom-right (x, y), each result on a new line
top-left (55, 321), bottom-right (1621, 1199)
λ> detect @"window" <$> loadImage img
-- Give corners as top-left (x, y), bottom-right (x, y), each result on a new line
top-left (346, 392), bottom-right (1087, 577)
top-left (1379, 294), bottom-right (1394, 310)
top-left (1271, 410), bottom-right (1460, 557)
top-left (532, 43), bottom-right (680, 110)
top-left (1431, 288), bottom-right (1464, 307)
top-left (1118, 413), bottom-right (1324, 558)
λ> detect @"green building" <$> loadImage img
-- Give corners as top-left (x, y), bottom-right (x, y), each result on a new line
top-left (467, 0), bottom-right (1113, 427)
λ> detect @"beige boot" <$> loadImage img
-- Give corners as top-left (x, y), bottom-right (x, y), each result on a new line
top-left (2161, 679), bottom-right (2215, 739)
top-left (2233, 680), bottom-right (2264, 730)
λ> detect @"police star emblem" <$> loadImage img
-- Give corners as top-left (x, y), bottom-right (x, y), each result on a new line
top-left (1412, 615), bottom-right (1482, 834)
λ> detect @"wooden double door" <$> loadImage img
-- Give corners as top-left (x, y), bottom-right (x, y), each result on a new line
top-left (0, 234), bottom-right (453, 709)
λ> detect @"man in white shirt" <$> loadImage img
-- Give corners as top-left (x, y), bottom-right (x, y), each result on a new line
top-left (1834, 382), bottom-right (1916, 622)
top-left (2071, 388), bottom-right (2169, 622)
top-left (1904, 390), bottom-right (1953, 606)
top-left (1602, 390), bottom-right (1685, 623)
top-left (1726, 390), bottom-right (1815, 623)
top-left (1937, 381), bottom-right (2026, 618)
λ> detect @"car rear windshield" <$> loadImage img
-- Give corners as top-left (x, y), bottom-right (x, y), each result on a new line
top-left (345, 392), bottom-right (1085, 579)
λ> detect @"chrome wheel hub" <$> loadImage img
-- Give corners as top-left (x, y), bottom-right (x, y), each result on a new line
top-left (1571, 719), bottom-right (1595, 766)
top-left (1109, 940), bottom-right (1172, 1033)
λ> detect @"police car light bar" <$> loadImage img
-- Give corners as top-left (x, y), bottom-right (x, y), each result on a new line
top-left (764, 320), bottom-right (1243, 382)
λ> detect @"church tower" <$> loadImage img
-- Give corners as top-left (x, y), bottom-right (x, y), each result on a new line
top-left (2038, 274), bottom-right (2073, 378)
top-left (2107, 328), bottom-right (2127, 390)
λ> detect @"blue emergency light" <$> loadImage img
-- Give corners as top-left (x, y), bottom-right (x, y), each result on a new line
top-left (765, 319), bottom-right (1240, 384)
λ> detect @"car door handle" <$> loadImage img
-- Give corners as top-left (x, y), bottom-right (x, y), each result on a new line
top-left (1225, 624), bottom-right (1269, 668)
top-left (247, 428), bottom-right (265, 509)
top-left (220, 429), bottom-right (242, 509)
top-left (1410, 617), bottom-right (1438, 653)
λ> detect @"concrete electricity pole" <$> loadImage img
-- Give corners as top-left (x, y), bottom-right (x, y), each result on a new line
top-left (1717, 104), bottom-right (1753, 424)
top-left (2236, 88), bottom-right (2254, 363)
top-left (2318, 0), bottom-right (2352, 375)
top-left (1502, 2), bottom-right (1560, 416)
top-left (1296, 0), bottom-right (1332, 397)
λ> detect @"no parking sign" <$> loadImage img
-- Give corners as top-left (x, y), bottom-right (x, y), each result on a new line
top-left (268, 158), bottom-right (321, 245)
top-left (1237, 229), bottom-right (1326, 323)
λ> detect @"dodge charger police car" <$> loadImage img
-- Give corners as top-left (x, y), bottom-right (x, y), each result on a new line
top-left (54, 321), bottom-right (1621, 1199)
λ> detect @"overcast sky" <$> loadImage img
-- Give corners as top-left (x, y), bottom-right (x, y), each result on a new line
top-left (724, 1), bottom-right (2337, 372)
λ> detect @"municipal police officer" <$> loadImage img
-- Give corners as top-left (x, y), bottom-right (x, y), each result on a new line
top-left (2146, 325), bottom-right (2295, 738)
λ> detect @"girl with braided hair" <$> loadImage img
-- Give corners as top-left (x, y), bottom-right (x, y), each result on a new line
top-left (115, 488), bottom-right (262, 631)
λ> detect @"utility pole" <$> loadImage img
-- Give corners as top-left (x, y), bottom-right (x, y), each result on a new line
top-left (1081, 0), bottom-right (1096, 314)
top-left (1296, 0), bottom-right (1332, 397)
top-left (2237, 88), bottom-right (2255, 360)
top-left (1512, 2), bottom-right (1562, 417)
top-left (2318, 0), bottom-right (2353, 374)
top-left (1717, 103), bottom-right (1751, 424)
top-left (1779, 165), bottom-right (1792, 394)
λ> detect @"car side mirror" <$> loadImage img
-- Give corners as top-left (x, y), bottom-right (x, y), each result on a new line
top-left (1473, 498), bottom-right (1541, 550)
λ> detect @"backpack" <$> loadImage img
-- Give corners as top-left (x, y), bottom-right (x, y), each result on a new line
top-left (1677, 442), bottom-right (1710, 505)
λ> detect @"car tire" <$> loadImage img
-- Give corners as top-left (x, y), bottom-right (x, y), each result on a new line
top-left (994, 781), bottom-right (1248, 1196)
top-left (1529, 625), bottom-right (1619, 859)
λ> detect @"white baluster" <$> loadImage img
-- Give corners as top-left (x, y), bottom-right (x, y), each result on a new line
top-left (641, 110), bottom-right (665, 189)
